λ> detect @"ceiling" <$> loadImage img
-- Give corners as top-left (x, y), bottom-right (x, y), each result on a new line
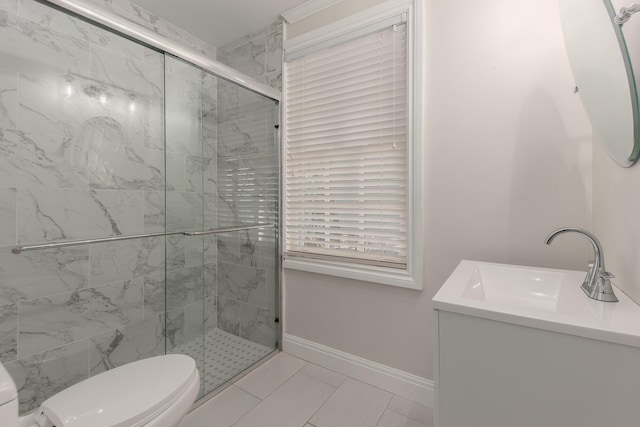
top-left (133, 0), bottom-right (306, 47)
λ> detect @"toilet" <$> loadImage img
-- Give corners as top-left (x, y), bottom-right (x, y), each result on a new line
top-left (0, 354), bottom-right (200, 427)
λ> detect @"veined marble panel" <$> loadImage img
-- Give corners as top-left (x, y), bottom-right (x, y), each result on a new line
top-left (166, 191), bottom-right (203, 233)
top-left (17, 72), bottom-right (99, 174)
top-left (166, 306), bottom-right (185, 349)
top-left (217, 296), bottom-right (239, 336)
top-left (217, 112), bottom-right (269, 158)
top-left (91, 43), bottom-right (161, 97)
top-left (143, 271), bottom-right (164, 317)
top-left (186, 156), bottom-right (209, 194)
top-left (240, 302), bottom-right (275, 348)
top-left (19, 0), bottom-right (144, 60)
top-left (266, 23), bottom-right (283, 75)
top-left (166, 151), bottom-right (186, 192)
top-left (239, 85), bottom-right (277, 117)
top-left (143, 47), bottom-right (164, 69)
top-left (204, 262), bottom-right (217, 300)
top-left (204, 264), bottom-right (217, 333)
top-left (265, 70), bottom-right (282, 92)
top-left (204, 193), bottom-right (218, 230)
top-left (204, 234), bottom-right (217, 265)
top-left (0, 0), bottom-right (16, 14)
top-left (0, 9), bottom-right (90, 77)
top-left (184, 301), bottom-right (204, 343)
top-left (166, 265), bottom-right (204, 311)
top-left (239, 230), bottom-right (258, 267)
top-left (0, 128), bottom-right (87, 190)
top-left (0, 302), bottom-right (17, 362)
top-left (217, 80), bottom-right (239, 123)
top-left (218, 33), bottom-right (266, 79)
top-left (89, 235), bottom-right (164, 286)
top-left (204, 296), bottom-right (217, 333)
top-left (0, 68), bottom-right (16, 128)
top-left (0, 187), bottom-right (16, 245)
top-left (218, 261), bottom-right (266, 307)
top-left (89, 313), bottom-right (164, 376)
top-left (165, 63), bottom-right (203, 157)
top-left (203, 154), bottom-right (217, 194)
top-left (83, 137), bottom-right (164, 191)
top-left (143, 191), bottom-right (165, 233)
top-left (17, 188), bottom-right (143, 243)
top-left (167, 234), bottom-right (186, 270)
top-left (185, 235), bottom-right (204, 268)
top-left (84, 0), bottom-right (215, 59)
top-left (5, 340), bottom-right (89, 414)
top-left (218, 233), bottom-right (240, 265)
top-left (89, 44), bottom-right (164, 150)
top-left (18, 276), bottom-right (144, 358)
top-left (0, 245), bottom-right (89, 305)
top-left (202, 72), bottom-right (217, 159)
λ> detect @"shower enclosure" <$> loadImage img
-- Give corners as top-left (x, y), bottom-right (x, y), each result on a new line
top-left (0, 0), bottom-right (280, 413)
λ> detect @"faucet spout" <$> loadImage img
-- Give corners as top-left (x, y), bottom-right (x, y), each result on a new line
top-left (545, 227), bottom-right (618, 303)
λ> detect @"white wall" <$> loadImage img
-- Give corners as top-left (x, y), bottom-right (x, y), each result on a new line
top-left (592, 1), bottom-right (640, 306)
top-left (284, 0), bottom-right (593, 380)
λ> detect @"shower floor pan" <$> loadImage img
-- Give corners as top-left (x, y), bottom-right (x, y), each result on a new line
top-left (173, 328), bottom-right (273, 393)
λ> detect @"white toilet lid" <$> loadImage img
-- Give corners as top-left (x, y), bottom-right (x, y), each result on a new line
top-left (36, 354), bottom-right (198, 427)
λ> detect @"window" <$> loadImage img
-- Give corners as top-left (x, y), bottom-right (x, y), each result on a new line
top-left (283, 0), bottom-right (423, 289)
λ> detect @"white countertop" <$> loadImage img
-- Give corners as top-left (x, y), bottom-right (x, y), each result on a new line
top-left (433, 260), bottom-right (640, 349)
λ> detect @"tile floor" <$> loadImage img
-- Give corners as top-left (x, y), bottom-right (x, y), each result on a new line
top-left (180, 352), bottom-right (434, 427)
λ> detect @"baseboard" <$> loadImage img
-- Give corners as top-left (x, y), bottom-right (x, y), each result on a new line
top-left (283, 334), bottom-right (434, 407)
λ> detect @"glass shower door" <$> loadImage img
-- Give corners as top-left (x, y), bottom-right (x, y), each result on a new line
top-left (164, 55), bottom-right (280, 397)
top-left (208, 79), bottom-right (280, 393)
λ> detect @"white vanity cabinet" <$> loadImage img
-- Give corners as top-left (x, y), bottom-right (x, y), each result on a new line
top-left (433, 260), bottom-right (640, 427)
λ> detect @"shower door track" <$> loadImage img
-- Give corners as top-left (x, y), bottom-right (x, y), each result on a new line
top-left (11, 223), bottom-right (277, 254)
top-left (38, 0), bottom-right (281, 102)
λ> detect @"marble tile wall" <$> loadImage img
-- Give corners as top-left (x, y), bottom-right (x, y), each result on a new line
top-left (83, 0), bottom-right (217, 60)
top-left (0, 0), bottom-right (171, 414)
top-left (217, 20), bottom-right (283, 91)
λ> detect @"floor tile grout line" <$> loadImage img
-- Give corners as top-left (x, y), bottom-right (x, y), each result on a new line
top-left (385, 403), bottom-right (431, 427)
top-left (372, 393), bottom-right (394, 427)
top-left (303, 375), bottom-right (345, 426)
top-left (231, 358), bottom-right (309, 425)
top-left (235, 358), bottom-right (307, 401)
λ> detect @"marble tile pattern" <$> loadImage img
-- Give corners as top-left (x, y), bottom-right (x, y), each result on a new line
top-left (0, 0), bottom-right (173, 415)
top-left (84, 0), bottom-right (216, 60)
top-left (0, 0), bottom-right (283, 416)
top-left (5, 340), bottom-right (90, 414)
top-left (217, 19), bottom-right (283, 91)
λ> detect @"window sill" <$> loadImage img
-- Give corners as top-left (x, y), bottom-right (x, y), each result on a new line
top-left (283, 256), bottom-right (423, 290)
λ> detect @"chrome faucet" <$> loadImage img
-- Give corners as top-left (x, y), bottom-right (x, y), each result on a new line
top-left (545, 228), bottom-right (618, 303)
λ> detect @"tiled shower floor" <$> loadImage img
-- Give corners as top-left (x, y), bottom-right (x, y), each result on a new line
top-left (173, 328), bottom-right (274, 392)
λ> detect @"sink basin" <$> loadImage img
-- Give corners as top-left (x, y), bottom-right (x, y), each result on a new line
top-left (463, 264), bottom-right (564, 313)
top-left (433, 260), bottom-right (640, 349)
top-left (434, 260), bottom-right (640, 427)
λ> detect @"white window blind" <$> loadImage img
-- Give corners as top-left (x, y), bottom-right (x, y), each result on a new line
top-left (285, 20), bottom-right (408, 268)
